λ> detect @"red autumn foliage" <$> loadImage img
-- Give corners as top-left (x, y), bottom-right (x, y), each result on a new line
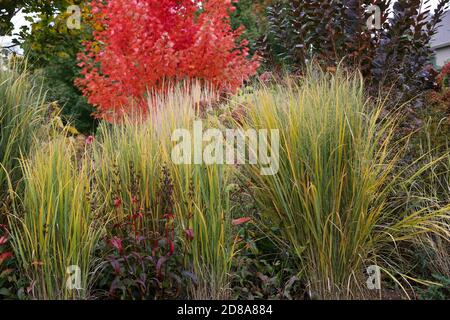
top-left (184, 228), bottom-right (194, 241)
top-left (76, 0), bottom-right (259, 119)
top-left (113, 197), bottom-right (122, 208)
top-left (437, 62), bottom-right (450, 88)
top-left (109, 236), bottom-right (123, 255)
top-left (232, 217), bottom-right (252, 226)
top-left (0, 224), bottom-right (13, 268)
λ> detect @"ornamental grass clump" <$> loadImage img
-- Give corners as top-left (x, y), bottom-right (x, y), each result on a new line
top-left (235, 68), bottom-right (450, 299)
top-left (8, 138), bottom-right (106, 299)
top-left (94, 84), bottom-right (236, 299)
top-left (0, 61), bottom-right (45, 201)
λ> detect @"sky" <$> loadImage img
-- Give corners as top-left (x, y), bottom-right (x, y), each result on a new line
top-left (0, 0), bottom-right (445, 54)
top-left (0, 10), bottom-right (30, 53)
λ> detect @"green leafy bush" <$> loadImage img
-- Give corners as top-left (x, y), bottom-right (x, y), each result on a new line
top-left (419, 275), bottom-right (450, 300)
top-left (266, 0), bottom-right (449, 104)
top-left (230, 0), bottom-right (274, 55)
top-left (18, 0), bottom-right (97, 133)
top-left (93, 215), bottom-right (190, 300)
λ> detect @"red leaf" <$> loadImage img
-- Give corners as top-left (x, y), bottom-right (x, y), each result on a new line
top-left (113, 198), bottom-right (122, 208)
top-left (109, 236), bottom-right (123, 255)
top-left (0, 252), bottom-right (12, 265)
top-left (0, 236), bottom-right (7, 246)
top-left (184, 229), bottom-right (194, 241)
top-left (164, 213), bottom-right (175, 220)
top-left (167, 239), bottom-right (175, 256)
top-left (85, 135), bottom-right (94, 145)
top-left (232, 217), bottom-right (252, 226)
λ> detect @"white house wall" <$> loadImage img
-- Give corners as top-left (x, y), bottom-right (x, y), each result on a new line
top-left (435, 46), bottom-right (450, 67)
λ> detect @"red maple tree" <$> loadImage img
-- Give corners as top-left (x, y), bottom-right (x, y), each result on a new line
top-left (76, 0), bottom-right (259, 119)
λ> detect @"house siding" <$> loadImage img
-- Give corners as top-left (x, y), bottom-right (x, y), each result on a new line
top-left (435, 46), bottom-right (450, 67)
top-left (431, 10), bottom-right (450, 67)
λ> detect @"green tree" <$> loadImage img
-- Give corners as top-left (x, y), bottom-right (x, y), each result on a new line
top-left (230, 0), bottom-right (274, 59)
top-left (0, 0), bottom-right (27, 36)
top-left (23, 1), bottom-right (97, 132)
top-left (2, 0), bottom-right (97, 132)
